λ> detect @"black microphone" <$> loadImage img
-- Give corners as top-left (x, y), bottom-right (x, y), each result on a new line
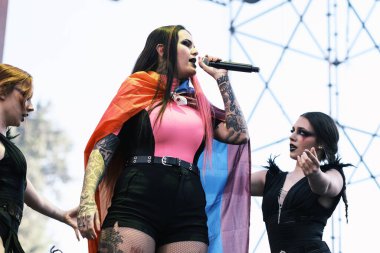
top-left (203, 58), bottom-right (260, 73)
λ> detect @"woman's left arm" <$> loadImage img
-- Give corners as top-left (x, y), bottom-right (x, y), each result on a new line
top-left (198, 56), bottom-right (249, 144)
top-left (307, 169), bottom-right (344, 197)
top-left (298, 148), bottom-right (344, 197)
top-left (24, 178), bottom-right (80, 240)
top-left (213, 74), bottom-right (249, 144)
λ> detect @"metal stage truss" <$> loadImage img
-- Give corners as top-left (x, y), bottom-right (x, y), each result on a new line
top-left (207, 0), bottom-right (380, 252)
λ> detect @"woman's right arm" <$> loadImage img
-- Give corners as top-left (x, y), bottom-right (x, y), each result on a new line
top-left (250, 170), bottom-right (268, 196)
top-left (78, 133), bottom-right (119, 240)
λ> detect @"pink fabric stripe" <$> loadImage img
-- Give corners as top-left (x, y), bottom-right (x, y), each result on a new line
top-left (221, 143), bottom-right (251, 253)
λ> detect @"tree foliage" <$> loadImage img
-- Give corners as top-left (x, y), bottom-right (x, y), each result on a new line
top-left (11, 102), bottom-right (72, 253)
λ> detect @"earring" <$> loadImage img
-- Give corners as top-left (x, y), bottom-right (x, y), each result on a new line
top-left (318, 146), bottom-right (323, 149)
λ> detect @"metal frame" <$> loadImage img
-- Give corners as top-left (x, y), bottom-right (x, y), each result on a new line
top-left (218, 0), bottom-right (380, 252)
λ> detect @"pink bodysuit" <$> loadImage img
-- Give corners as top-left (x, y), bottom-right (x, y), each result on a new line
top-left (148, 102), bottom-right (204, 164)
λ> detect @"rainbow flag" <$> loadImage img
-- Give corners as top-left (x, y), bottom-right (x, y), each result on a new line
top-left (198, 139), bottom-right (251, 253)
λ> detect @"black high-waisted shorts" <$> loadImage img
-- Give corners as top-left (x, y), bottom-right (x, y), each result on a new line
top-left (102, 163), bottom-right (209, 247)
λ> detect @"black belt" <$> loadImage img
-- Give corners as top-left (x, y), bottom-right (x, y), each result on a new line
top-left (0, 201), bottom-right (23, 224)
top-left (127, 155), bottom-right (199, 175)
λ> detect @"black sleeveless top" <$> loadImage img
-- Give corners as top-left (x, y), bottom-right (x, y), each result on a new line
top-left (262, 159), bottom-right (347, 252)
top-left (0, 133), bottom-right (27, 212)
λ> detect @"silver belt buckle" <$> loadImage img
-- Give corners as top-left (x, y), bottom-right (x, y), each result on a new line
top-left (161, 156), bottom-right (172, 166)
top-left (279, 251), bottom-right (287, 253)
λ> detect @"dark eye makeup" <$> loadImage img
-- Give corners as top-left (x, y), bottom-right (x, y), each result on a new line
top-left (181, 39), bottom-right (193, 48)
top-left (290, 128), bottom-right (315, 137)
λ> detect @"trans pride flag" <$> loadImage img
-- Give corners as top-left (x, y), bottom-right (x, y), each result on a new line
top-left (198, 139), bottom-right (251, 253)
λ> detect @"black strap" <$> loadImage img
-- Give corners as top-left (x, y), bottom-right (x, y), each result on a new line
top-left (4, 231), bottom-right (25, 253)
top-left (127, 155), bottom-right (199, 175)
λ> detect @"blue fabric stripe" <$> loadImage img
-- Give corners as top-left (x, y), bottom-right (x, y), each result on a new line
top-left (198, 140), bottom-right (229, 253)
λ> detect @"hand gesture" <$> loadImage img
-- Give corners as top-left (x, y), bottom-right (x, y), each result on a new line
top-left (198, 55), bottom-right (228, 79)
top-left (297, 147), bottom-right (321, 177)
top-left (62, 206), bottom-right (81, 241)
top-left (77, 194), bottom-right (100, 240)
top-left (174, 92), bottom-right (197, 108)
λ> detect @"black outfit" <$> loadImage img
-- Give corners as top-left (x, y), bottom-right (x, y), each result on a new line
top-left (262, 159), bottom-right (347, 253)
top-left (102, 109), bottom-right (219, 247)
top-left (0, 134), bottom-right (27, 253)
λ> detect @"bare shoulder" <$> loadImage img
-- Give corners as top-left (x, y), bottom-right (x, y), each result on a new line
top-left (325, 167), bottom-right (344, 182)
top-left (251, 170), bottom-right (268, 196)
top-left (252, 169), bottom-right (268, 179)
top-left (322, 168), bottom-right (344, 197)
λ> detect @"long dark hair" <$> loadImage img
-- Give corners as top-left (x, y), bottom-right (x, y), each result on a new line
top-left (301, 111), bottom-right (350, 222)
top-left (301, 111), bottom-right (339, 164)
top-left (132, 25), bottom-right (184, 122)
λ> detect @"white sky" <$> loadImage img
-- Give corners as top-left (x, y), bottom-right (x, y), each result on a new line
top-left (4, 0), bottom-right (380, 252)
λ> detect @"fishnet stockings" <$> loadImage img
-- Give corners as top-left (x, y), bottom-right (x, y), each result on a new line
top-left (98, 223), bottom-right (208, 253)
top-left (157, 241), bottom-right (208, 253)
top-left (98, 223), bottom-right (155, 253)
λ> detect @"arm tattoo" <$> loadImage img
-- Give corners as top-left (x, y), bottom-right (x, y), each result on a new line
top-left (217, 75), bottom-right (248, 140)
top-left (79, 149), bottom-right (105, 214)
top-left (79, 134), bottom-right (119, 213)
top-left (94, 134), bottom-right (120, 168)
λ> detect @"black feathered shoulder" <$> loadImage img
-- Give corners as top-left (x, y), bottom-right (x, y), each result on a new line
top-left (320, 157), bottom-right (352, 173)
top-left (263, 155), bottom-right (281, 175)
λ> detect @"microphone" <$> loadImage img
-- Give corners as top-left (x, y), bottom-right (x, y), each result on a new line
top-left (203, 58), bottom-right (260, 73)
